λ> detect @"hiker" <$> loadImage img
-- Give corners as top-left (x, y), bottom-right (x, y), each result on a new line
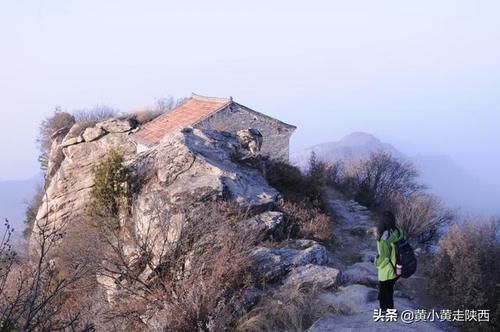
top-left (374, 210), bottom-right (406, 312)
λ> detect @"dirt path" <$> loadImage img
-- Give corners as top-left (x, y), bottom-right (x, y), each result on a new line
top-left (307, 189), bottom-right (456, 332)
top-left (324, 188), bottom-right (377, 270)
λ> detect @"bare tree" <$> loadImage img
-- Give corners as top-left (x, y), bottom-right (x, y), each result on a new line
top-left (0, 210), bottom-right (91, 330)
top-left (339, 152), bottom-right (425, 210)
top-left (72, 105), bottom-right (119, 123)
top-left (37, 108), bottom-right (75, 171)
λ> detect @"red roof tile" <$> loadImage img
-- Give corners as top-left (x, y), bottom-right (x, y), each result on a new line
top-left (135, 94), bottom-right (231, 144)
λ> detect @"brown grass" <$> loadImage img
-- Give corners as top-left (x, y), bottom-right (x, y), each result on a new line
top-left (428, 218), bottom-right (500, 331)
top-left (280, 202), bottom-right (333, 243)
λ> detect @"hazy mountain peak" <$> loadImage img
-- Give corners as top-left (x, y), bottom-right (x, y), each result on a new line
top-left (291, 131), bottom-right (401, 169)
top-left (338, 132), bottom-right (382, 146)
top-left (291, 133), bottom-right (500, 216)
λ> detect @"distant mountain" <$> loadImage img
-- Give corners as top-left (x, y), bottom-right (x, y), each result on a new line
top-left (291, 132), bottom-right (500, 216)
top-left (0, 175), bottom-right (41, 239)
top-left (291, 132), bottom-right (401, 169)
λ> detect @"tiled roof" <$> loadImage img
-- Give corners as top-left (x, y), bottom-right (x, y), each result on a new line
top-left (134, 94), bottom-right (231, 145)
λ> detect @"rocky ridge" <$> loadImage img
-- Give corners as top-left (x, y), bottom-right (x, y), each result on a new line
top-left (33, 117), bottom-right (453, 331)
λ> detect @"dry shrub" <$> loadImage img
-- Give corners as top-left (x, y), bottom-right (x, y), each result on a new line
top-left (157, 202), bottom-right (260, 331)
top-left (23, 183), bottom-right (45, 239)
top-left (132, 96), bottom-right (187, 124)
top-left (0, 217), bottom-right (94, 331)
top-left (131, 108), bottom-right (164, 124)
top-left (73, 105), bottom-right (119, 123)
top-left (37, 109), bottom-right (75, 170)
top-left (335, 152), bottom-right (424, 211)
top-left (50, 219), bottom-right (106, 328)
top-left (265, 160), bottom-right (325, 210)
top-left (235, 285), bottom-right (328, 332)
top-left (264, 158), bottom-right (333, 244)
top-left (280, 202), bottom-right (332, 243)
top-left (393, 192), bottom-right (453, 246)
top-left (161, 231), bottom-right (257, 331)
top-left (429, 218), bottom-right (500, 331)
top-left (95, 201), bottom-right (261, 331)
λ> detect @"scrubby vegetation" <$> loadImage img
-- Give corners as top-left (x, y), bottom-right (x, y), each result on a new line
top-left (265, 157), bottom-right (332, 243)
top-left (131, 96), bottom-right (187, 124)
top-left (265, 159), bottom-right (323, 208)
top-left (72, 105), bottom-right (119, 123)
top-left (236, 285), bottom-right (328, 332)
top-left (37, 108), bottom-right (75, 171)
top-left (326, 152), bottom-right (451, 247)
top-left (23, 183), bottom-right (44, 239)
top-left (428, 218), bottom-right (500, 332)
top-left (333, 152), bottom-right (424, 210)
top-left (87, 149), bottom-right (130, 219)
top-left (0, 217), bottom-right (93, 331)
top-left (392, 192), bottom-right (452, 245)
top-left (84, 200), bottom-right (261, 330)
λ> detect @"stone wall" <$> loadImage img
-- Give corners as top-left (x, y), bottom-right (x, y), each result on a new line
top-left (195, 103), bottom-right (295, 160)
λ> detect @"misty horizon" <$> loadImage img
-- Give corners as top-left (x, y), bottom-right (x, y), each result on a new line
top-left (1, 1), bottom-right (499, 212)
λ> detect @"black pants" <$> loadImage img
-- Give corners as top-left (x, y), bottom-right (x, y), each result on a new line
top-left (378, 278), bottom-right (397, 311)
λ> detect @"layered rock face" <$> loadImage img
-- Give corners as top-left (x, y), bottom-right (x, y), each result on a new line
top-left (35, 118), bottom-right (138, 229)
top-left (35, 119), bottom-right (279, 233)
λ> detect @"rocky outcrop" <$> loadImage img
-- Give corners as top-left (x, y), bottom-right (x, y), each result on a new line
top-left (36, 121), bottom-right (280, 231)
top-left (132, 128), bottom-right (279, 209)
top-left (283, 264), bottom-right (341, 290)
top-left (251, 240), bottom-right (328, 282)
top-left (341, 262), bottom-right (378, 287)
top-left (36, 119), bottom-right (138, 228)
top-left (238, 211), bottom-right (287, 241)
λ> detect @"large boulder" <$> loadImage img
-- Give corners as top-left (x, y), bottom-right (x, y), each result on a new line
top-left (97, 118), bottom-right (137, 133)
top-left (251, 240), bottom-right (328, 282)
top-left (283, 264), bottom-right (341, 290)
top-left (132, 128), bottom-right (280, 209)
top-left (341, 262), bottom-right (378, 287)
top-left (82, 126), bottom-right (106, 142)
top-left (236, 128), bottom-right (263, 158)
top-left (238, 211), bottom-right (287, 241)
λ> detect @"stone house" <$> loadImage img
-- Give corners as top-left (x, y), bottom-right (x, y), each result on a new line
top-left (134, 94), bottom-right (296, 160)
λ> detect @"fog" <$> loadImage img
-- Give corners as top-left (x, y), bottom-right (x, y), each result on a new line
top-left (1, 1), bottom-right (499, 215)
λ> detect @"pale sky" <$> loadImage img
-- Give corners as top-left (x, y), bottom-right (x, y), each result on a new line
top-left (1, 0), bottom-right (499, 187)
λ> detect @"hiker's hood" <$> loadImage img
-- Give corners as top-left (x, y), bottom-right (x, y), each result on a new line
top-left (381, 227), bottom-right (405, 242)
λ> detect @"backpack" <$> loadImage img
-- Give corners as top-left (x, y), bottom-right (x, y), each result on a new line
top-left (391, 229), bottom-right (417, 278)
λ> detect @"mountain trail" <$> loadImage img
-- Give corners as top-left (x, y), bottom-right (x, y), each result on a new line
top-left (307, 188), bottom-right (455, 331)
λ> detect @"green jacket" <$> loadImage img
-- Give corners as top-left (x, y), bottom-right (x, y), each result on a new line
top-left (374, 227), bottom-right (406, 281)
